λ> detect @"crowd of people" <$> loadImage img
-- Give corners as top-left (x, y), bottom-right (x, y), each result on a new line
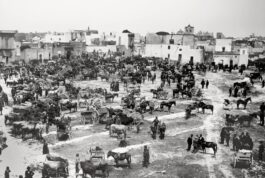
top-left (150, 117), bottom-right (166, 140)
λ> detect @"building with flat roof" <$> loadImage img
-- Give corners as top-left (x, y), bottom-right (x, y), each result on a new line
top-left (0, 30), bottom-right (17, 64)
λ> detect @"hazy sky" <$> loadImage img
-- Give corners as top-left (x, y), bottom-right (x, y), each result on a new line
top-left (0, 0), bottom-right (265, 37)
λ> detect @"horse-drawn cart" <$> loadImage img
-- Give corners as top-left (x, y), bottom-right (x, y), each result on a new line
top-left (57, 122), bottom-right (71, 141)
top-left (81, 110), bottom-right (98, 125)
top-left (233, 150), bottom-right (253, 168)
top-left (90, 146), bottom-right (105, 160)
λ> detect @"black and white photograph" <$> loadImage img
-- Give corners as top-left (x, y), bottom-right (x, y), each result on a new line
top-left (0, 0), bottom-right (265, 177)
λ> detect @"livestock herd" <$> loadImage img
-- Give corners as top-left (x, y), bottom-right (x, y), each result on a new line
top-left (0, 54), bottom-right (264, 177)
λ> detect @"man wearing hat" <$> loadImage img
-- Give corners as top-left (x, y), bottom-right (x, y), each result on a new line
top-left (142, 145), bottom-right (150, 168)
top-left (4, 167), bottom-right (11, 178)
top-left (259, 141), bottom-right (264, 161)
top-left (25, 166), bottom-right (34, 178)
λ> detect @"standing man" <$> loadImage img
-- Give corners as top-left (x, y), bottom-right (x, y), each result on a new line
top-left (229, 87), bottom-right (232, 97)
top-left (142, 145), bottom-right (150, 168)
top-left (259, 141), bottom-right (264, 161)
top-left (260, 102), bottom-right (265, 114)
top-left (150, 123), bottom-right (157, 139)
top-left (206, 80), bottom-right (209, 89)
top-left (25, 167), bottom-right (34, 178)
top-left (159, 122), bottom-right (166, 140)
top-left (187, 134), bottom-right (193, 151)
top-left (234, 86), bottom-right (238, 97)
top-left (75, 154), bottom-right (80, 177)
top-left (201, 79), bottom-right (205, 89)
top-left (225, 130), bottom-right (230, 147)
top-left (153, 116), bottom-right (159, 131)
top-left (260, 111), bottom-right (264, 126)
top-left (4, 167), bottom-right (11, 178)
top-left (42, 140), bottom-right (49, 155)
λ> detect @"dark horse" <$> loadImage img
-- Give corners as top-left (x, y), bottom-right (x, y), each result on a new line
top-left (195, 140), bottom-right (218, 156)
top-left (201, 141), bottom-right (218, 156)
top-left (60, 101), bottom-right (77, 112)
top-left (107, 151), bottom-right (131, 168)
top-left (237, 97), bottom-right (251, 109)
top-left (196, 101), bottom-right (214, 114)
top-left (105, 93), bottom-right (119, 102)
top-left (160, 101), bottom-right (176, 112)
top-left (172, 89), bottom-right (181, 98)
top-left (80, 160), bottom-right (109, 178)
top-left (181, 91), bottom-right (192, 99)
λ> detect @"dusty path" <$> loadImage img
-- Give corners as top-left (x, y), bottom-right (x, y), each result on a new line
top-left (0, 79), bottom-right (42, 177)
top-left (196, 72), bottom-right (235, 178)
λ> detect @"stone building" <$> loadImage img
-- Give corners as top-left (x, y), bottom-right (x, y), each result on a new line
top-left (0, 30), bottom-right (17, 64)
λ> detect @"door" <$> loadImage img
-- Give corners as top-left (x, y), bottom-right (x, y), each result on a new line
top-left (6, 57), bottom-right (8, 64)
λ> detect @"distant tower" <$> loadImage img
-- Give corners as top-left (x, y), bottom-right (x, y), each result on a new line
top-left (216, 32), bottom-right (225, 39)
top-left (184, 25), bottom-right (194, 34)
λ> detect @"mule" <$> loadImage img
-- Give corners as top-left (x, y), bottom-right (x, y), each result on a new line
top-left (237, 97), bottom-right (251, 109)
top-left (160, 101), bottom-right (176, 112)
top-left (107, 151), bottom-right (131, 168)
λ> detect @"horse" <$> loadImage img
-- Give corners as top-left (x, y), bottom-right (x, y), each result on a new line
top-left (172, 88), bottom-right (181, 98)
top-left (80, 160), bottom-right (109, 178)
top-left (107, 151), bottom-right (131, 168)
top-left (60, 101), bottom-right (77, 112)
top-left (237, 97), bottom-right (251, 109)
top-left (109, 124), bottom-right (127, 139)
top-left (181, 91), bottom-right (192, 99)
top-left (249, 72), bottom-right (263, 81)
top-left (105, 93), bottom-right (119, 102)
top-left (196, 141), bottom-right (218, 156)
top-left (160, 101), bottom-right (176, 112)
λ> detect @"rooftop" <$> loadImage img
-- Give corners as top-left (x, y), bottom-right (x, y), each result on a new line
top-left (0, 30), bottom-right (18, 34)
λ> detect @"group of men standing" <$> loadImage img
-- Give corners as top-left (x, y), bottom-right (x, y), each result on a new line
top-left (150, 117), bottom-right (166, 140)
top-left (186, 134), bottom-right (205, 152)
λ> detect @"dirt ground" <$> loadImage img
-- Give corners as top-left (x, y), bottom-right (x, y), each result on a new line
top-left (1, 69), bottom-right (265, 178)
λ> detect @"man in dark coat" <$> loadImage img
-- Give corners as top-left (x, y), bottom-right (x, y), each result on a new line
top-left (201, 79), bottom-right (205, 89)
top-left (5, 167), bottom-right (11, 178)
top-left (259, 141), bottom-right (264, 161)
top-left (260, 102), bottom-right (265, 114)
top-left (229, 87), bottom-right (232, 97)
top-left (25, 167), bottom-right (34, 178)
top-left (225, 130), bottom-right (230, 146)
top-left (42, 140), bottom-right (49, 154)
top-left (220, 128), bottom-right (226, 144)
top-left (150, 123), bottom-right (157, 139)
top-left (260, 111), bottom-right (264, 126)
top-left (142, 146), bottom-right (150, 168)
top-left (206, 80), bottom-right (209, 89)
top-left (153, 117), bottom-right (159, 130)
top-left (234, 87), bottom-right (238, 97)
top-left (187, 134), bottom-right (193, 151)
top-left (159, 123), bottom-right (166, 140)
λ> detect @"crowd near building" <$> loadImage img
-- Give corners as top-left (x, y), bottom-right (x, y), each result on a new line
top-left (1, 25), bottom-right (265, 66)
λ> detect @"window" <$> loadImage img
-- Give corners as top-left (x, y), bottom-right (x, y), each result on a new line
top-left (222, 47), bottom-right (225, 52)
top-left (168, 46), bottom-right (170, 50)
top-left (242, 50), bottom-right (245, 55)
top-left (178, 54), bottom-right (182, 61)
top-left (168, 54), bottom-right (170, 58)
top-left (169, 39), bottom-right (174, 44)
top-left (179, 48), bottom-right (182, 51)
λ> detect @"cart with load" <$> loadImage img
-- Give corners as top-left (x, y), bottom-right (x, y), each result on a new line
top-left (81, 109), bottom-right (98, 125)
top-left (233, 149), bottom-right (253, 168)
top-left (89, 146), bottom-right (105, 160)
top-left (57, 122), bottom-right (71, 141)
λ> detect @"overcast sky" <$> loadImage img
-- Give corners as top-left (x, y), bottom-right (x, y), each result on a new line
top-left (0, 0), bottom-right (265, 37)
